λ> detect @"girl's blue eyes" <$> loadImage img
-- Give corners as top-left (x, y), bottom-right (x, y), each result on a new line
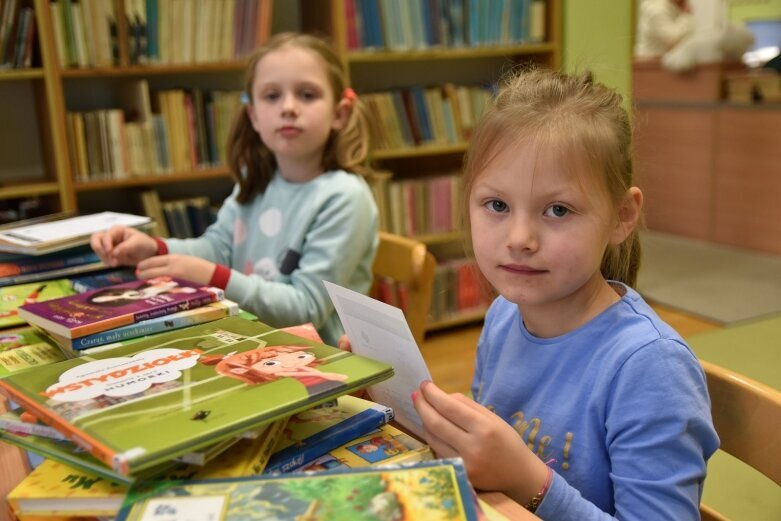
top-left (260, 91), bottom-right (319, 102)
top-left (484, 200), bottom-right (570, 217)
top-left (545, 205), bottom-right (569, 217)
top-left (488, 200), bottom-right (508, 212)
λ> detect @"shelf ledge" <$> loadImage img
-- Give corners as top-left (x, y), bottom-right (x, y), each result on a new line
top-left (348, 43), bottom-right (556, 63)
top-left (73, 168), bottom-right (233, 191)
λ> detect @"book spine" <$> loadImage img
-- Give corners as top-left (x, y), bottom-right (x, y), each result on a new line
top-left (264, 406), bottom-right (393, 474)
top-left (0, 380), bottom-right (120, 472)
top-left (70, 301), bottom-right (234, 350)
top-left (131, 291), bottom-right (221, 324)
top-left (0, 417), bottom-right (68, 440)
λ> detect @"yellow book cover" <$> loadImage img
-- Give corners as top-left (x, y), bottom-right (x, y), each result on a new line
top-left (8, 459), bottom-right (127, 517)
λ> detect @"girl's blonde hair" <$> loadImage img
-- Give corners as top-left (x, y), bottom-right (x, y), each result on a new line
top-left (462, 67), bottom-right (642, 287)
top-left (227, 32), bottom-right (374, 204)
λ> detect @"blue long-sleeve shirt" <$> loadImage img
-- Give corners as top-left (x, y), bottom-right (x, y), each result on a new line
top-left (472, 284), bottom-right (719, 520)
top-left (164, 170), bottom-right (379, 345)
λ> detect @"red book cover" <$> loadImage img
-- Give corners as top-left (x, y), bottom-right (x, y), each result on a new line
top-left (17, 276), bottom-right (223, 339)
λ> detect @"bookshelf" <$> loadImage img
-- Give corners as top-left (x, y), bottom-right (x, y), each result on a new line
top-left (2, 0), bottom-right (561, 332)
top-left (0, 0), bottom-right (281, 222)
top-left (302, 0), bottom-right (562, 331)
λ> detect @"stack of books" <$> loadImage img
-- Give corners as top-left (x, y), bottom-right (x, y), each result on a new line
top-left (0, 316), bottom-right (415, 519)
top-left (16, 275), bottom-right (236, 355)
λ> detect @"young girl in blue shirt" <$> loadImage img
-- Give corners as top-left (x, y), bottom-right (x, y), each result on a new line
top-left (90, 33), bottom-right (379, 345)
top-left (412, 68), bottom-right (719, 519)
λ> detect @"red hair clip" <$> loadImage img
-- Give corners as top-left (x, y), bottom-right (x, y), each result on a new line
top-left (343, 87), bottom-right (358, 102)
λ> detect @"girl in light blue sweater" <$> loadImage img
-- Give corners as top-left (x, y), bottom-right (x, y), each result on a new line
top-left (91, 33), bottom-right (378, 345)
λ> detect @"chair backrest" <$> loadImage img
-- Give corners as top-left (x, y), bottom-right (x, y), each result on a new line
top-left (699, 359), bottom-right (781, 521)
top-left (371, 231), bottom-right (436, 346)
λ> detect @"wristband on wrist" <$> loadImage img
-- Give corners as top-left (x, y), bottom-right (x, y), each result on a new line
top-left (524, 466), bottom-right (553, 513)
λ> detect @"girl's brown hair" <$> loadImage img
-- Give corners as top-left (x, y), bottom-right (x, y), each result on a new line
top-left (227, 32), bottom-right (374, 204)
top-left (462, 67), bottom-right (642, 287)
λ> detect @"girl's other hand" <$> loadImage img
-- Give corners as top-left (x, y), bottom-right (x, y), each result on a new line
top-left (90, 225), bottom-right (157, 267)
top-left (337, 335), bottom-right (352, 352)
top-left (135, 254), bottom-right (216, 286)
top-left (413, 381), bottom-right (549, 504)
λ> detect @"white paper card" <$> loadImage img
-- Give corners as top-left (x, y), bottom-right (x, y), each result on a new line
top-left (0, 211), bottom-right (151, 246)
top-left (324, 280), bottom-right (431, 438)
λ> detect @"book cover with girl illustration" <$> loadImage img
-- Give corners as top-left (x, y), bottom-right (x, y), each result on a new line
top-left (0, 316), bottom-right (393, 476)
top-left (17, 276), bottom-right (223, 338)
top-left (116, 458), bottom-right (479, 521)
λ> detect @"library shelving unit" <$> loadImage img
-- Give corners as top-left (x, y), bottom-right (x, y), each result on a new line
top-left (5, 0), bottom-right (282, 220)
top-left (302, 0), bottom-right (562, 331)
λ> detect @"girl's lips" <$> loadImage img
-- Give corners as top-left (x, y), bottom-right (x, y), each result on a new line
top-left (278, 126), bottom-right (302, 137)
top-left (500, 264), bottom-right (546, 274)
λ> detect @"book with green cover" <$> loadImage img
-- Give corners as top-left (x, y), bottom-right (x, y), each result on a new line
top-left (0, 316), bottom-right (394, 476)
top-left (0, 279), bottom-right (76, 329)
top-left (117, 458), bottom-right (480, 521)
top-left (0, 325), bottom-right (67, 376)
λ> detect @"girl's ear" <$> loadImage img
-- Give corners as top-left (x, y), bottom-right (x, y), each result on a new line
top-left (610, 187), bottom-right (643, 245)
top-left (331, 99), bottom-right (352, 131)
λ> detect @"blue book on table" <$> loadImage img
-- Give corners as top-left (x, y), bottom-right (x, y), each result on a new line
top-left (264, 395), bottom-right (394, 474)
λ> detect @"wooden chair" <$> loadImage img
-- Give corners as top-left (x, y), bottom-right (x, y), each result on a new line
top-left (371, 231), bottom-right (436, 346)
top-left (699, 360), bottom-right (781, 521)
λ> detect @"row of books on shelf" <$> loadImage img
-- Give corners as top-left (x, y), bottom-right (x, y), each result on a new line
top-left (0, 1), bottom-right (36, 70)
top-left (140, 190), bottom-right (217, 239)
top-left (364, 83), bottom-right (491, 151)
top-left (382, 172), bottom-right (462, 237)
top-left (52, 0), bottom-right (272, 69)
top-left (65, 84), bottom-right (242, 180)
top-left (49, 0), bottom-right (117, 69)
top-left (345, 0), bottom-right (546, 52)
top-left (431, 257), bottom-right (493, 322)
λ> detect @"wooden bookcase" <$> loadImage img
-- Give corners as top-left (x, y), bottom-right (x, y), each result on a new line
top-left (302, 0), bottom-right (562, 330)
top-left (1, 0), bottom-right (561, 332)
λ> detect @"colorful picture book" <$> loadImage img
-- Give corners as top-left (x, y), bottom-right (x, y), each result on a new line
top-left (0, 316), bottom-right (394, 475)
top-left (0, 211), bottom-right (152, 256)
top-left (0, 430), bottom-right (161, 486)
top-left (0, 408), bottom-right (68, 440)
top-left (17, 276), bottom-right (224, 339)
top-left (0, 279), bottom-right (76, 329)
top-left (116, 458), bottom-right (479, 521)
top-left (0, 325), bottom-right (66, 377)
top-left (0, 244), bottom-right (103, 287)
top-left (296, 423), bottom-right (433, 472)
top-left (46, 299), bottom-right (239, 351)
top-left (265, 394), bottom-right (394, 473)
top-left (69, 267), bottom-right (138, 293)
top-left (7, 459), bottom-right (127, 518)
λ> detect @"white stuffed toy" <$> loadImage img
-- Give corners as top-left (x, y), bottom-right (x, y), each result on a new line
top-left (635, 0), bottom-right (754, 72)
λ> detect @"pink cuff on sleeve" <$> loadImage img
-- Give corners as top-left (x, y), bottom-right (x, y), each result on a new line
top-left (209, 264), bottom-right (232, 289)
top-left (154, 238), bottom-right (169, 255)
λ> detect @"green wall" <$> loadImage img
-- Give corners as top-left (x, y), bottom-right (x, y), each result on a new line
top-left (562, 0), bottom-right (633, 101)
top-left (729, 0), bottom-right (781, 22)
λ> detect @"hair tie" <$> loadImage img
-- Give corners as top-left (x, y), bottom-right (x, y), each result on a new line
top-left (343, 87), bottom-right (358, 102)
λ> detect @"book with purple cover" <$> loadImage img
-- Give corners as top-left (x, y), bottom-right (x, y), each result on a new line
top-left (17, 276), bottom-right (223, 339)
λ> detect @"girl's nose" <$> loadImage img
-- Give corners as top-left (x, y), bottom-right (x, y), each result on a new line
top-left (281, 92), bottom-right (298, 116)
top-left (507, 217), bottom-right (539, 252)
